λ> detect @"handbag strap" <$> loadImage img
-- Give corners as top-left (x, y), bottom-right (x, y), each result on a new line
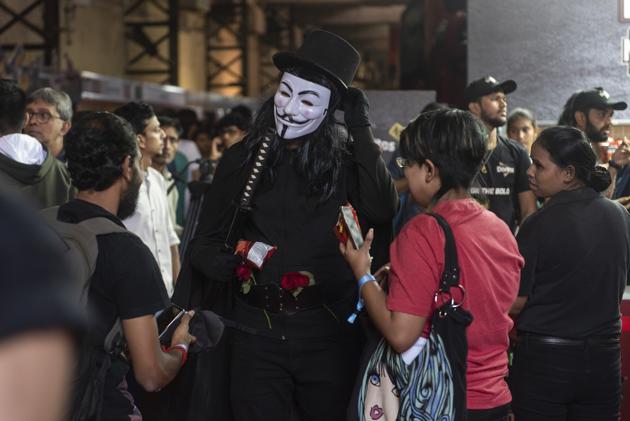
top-left (425, 212), bottom-right (460, 292)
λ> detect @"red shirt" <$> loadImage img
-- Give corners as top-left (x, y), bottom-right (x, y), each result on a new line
top-left (386, 199), bottom-right (523, 410)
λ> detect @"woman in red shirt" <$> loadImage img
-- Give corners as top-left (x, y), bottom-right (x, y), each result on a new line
top-left (341, 108), bottom-right (523, 420)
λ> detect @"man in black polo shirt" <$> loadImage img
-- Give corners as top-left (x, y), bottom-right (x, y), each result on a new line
top-left (465, 76), bottom-right (537, 231)
top-left (61, 112), bottom-right (195, 421)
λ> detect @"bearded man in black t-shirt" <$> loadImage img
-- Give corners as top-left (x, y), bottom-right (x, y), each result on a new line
top-left (465, 76), bottom-right (537, 232)
top-left (61, 112), bottom-right (195, 421)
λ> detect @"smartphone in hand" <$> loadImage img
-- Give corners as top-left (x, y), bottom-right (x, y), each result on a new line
top-left (156, 303), bottom-right (186, 344)
top-left (334, 204), bottom-right (364, 249)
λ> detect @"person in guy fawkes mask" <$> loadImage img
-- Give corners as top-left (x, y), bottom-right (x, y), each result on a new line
top-left (173, 30), bottom-right (398, 421)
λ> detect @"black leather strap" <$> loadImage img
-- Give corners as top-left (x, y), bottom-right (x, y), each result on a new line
top-left (425, 212), bottom-right (460, 292)
top-left (517, 332), bottom-right (620, 347)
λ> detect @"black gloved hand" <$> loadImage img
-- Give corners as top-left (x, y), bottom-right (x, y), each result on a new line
top-left (204, 253), bottom-right (242, 283)
top-left (343, 87), bottom-right (371, 129)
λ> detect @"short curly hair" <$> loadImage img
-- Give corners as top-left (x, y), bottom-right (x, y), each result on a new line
top-left (65, 112), bottom-right (138, 191)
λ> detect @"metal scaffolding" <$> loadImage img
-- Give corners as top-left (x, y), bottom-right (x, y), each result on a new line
top-left (0, 0), bottom-right (59, 65)
top-left (206, 0), bottom-right (248, 95)
top-left (124, 0), bottom-right (179, 85)
top-left (259, 4), bottom-right (293, 95)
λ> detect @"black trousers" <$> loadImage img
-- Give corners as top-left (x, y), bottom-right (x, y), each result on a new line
top-left (468, 404), bottom-right (511, 421)
top-left (230, 329), bottom-right (360, 421)
top-left (508, 336), bottom-right (621, 421)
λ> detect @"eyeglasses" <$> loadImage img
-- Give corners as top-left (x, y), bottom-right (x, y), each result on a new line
top-left (26, 111), bottom-right (63, 124)
top-left (396, 157), bottom-right (411, 168)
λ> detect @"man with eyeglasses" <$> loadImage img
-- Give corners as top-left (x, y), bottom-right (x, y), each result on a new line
top-left (0, 79), bottom-right (73, 208)
top-left (24, 87), bottom-right (72, 160)
top-left (465, 76), bottom-right (537, 232)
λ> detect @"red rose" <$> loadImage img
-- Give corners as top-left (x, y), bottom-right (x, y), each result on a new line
top-left (281, 272), bottom-right (310, 290)
top-left (235, 263), bottom-right (252, 281)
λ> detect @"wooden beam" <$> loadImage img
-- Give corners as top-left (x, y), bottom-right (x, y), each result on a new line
top-left (293, 5), bottom-right (405, 26)
top-left (258, 0), bottom-right (406, 5)
top-left (323, 24), bottom-right (389, 42)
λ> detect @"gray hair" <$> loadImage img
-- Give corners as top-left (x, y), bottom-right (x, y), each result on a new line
top-left (27, 87), bottom-right (73, 121)
top-left (508, 107), bottom-right (536, 129)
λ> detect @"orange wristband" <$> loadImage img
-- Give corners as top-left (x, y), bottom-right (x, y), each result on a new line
top-left (166, 343), bottom-right (188, 367)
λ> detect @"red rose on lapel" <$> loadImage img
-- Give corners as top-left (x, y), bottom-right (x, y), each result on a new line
top-left (281, 272), bottom-right (310, 290)
top-left (235, 263), bottom-right (252, 281)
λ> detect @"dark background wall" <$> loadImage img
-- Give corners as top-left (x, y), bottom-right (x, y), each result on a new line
top-left (468, 0), bottom-right (630, 122)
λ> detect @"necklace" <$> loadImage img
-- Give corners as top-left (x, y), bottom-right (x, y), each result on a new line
top-left (479, 149), bottom-right (494, 176)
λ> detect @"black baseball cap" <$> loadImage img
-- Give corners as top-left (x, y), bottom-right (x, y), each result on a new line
top-left (572, 87), bottom-right (627, 111)
top-left (464, 76), bottom-right (517, 104)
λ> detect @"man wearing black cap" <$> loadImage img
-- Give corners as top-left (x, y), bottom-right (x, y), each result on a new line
top-left (558, 88), bottom-right (630, 203)
top-left (179, 30), bottom-right (398, 420)
top-left (558, 87), bottom-right (627, 148)
top-left (465, 76), bottom-right (537, 232)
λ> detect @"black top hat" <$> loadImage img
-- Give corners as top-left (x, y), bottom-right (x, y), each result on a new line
top-left (464, 76), bottom-right (517, 104)
top-left (273, 30), bottom-right (360, 92)
top-left (572, 87), bottom-right (627, 111)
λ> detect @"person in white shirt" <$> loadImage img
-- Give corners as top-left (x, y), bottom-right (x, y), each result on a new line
top-left (114, 102), bottom-right (180, 296)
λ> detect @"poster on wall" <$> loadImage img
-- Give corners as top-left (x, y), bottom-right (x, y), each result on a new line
top-left (363, 90), bottom-right (436, 165)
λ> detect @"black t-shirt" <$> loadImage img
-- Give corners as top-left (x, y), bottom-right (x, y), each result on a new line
top-left (516, 188), bottom-right (630, 338)
top-left (58, 199), bottom-right (169, 421)
top-left (469, 135), bottom-right (531, 231)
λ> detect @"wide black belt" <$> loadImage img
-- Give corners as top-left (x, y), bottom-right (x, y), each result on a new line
top-left (237, 283), bottom-right (324, 315)
top-left (517, 332), bottom-right (620, 347)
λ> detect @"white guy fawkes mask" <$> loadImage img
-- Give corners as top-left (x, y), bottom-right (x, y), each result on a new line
top-left (273, 72), bottom-right (332, 140)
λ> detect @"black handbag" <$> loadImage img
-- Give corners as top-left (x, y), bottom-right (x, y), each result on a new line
top-left (353, 212), bottom-right (473, 421)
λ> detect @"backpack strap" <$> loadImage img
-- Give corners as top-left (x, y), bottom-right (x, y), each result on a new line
top-left (425, 212), bottom-right (460, 292)
top-left (103, 319), bottom-right (124, 355)
top-left (41, 207), bottom-right (127, 293)
top-left (41, 206), bottom-right (128, 354)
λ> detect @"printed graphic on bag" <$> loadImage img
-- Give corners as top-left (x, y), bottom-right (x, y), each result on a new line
top-left (358, 331), bottom-right (457, 421)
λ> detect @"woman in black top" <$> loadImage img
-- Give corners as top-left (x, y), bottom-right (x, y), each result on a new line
top-left (509, 126), bottom-right (630, 421)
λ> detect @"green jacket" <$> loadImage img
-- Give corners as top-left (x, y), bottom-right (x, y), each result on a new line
top-left (0, 146), bottom-right (74, 208)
